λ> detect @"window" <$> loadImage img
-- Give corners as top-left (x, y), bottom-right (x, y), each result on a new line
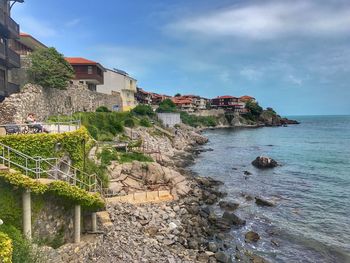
top-left (88, 66), bottom-right (93, 74)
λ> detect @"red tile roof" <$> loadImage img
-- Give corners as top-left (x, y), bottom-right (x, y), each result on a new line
top-left (240, 95), bottom-right (255, 101)
top-left (20, 32), bottom-right (31, 37)
top-left (65, 57), bottom-right (98, 65)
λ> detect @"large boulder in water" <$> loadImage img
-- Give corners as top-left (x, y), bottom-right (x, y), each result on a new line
top-left (252, 156), bottom-right (278, 169)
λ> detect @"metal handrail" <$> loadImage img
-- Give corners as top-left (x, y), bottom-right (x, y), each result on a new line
top-left (0, 142), bottom-right (103, 196)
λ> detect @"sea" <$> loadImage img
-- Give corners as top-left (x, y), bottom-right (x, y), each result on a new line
top-left (189, 115), bottom-right (350, 263)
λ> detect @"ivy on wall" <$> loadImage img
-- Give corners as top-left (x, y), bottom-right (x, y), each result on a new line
top-left (0, 231), bottom-right (13, 263)
top-left (0, 171), bottom-right (105, 210)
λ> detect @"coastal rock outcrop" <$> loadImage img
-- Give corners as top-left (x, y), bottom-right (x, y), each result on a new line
top-left (255, 197), bottom-right (275, 207)
top-left (252, 156), bottom-right (278, 169)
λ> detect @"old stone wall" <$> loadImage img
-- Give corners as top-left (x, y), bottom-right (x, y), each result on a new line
top-left (192, 109), bottom-right (225, 117)
top-left (0, 83), bottom-right (122, 124)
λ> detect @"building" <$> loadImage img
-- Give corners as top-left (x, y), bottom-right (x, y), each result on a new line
top-left (9, 32), bottom-right (47, 88)
top-left (135, 87), bottom-right (152, 105)
top-left (97, 68), bottom-right (137, 111)
top-left (181, 95), bottom-right (208, 111)
top-left (211, 95), bottom-right (246, 113)
top-left (172, 97), bottom-right (195, 112)
top-left (239, 95), bottom-right (256, 103)
top-left (0, 0), bottom-right (22, 101)
top-left (65, 57), bottom-right (105, 92)
top-left (150, 93), bottom-right (170, 105)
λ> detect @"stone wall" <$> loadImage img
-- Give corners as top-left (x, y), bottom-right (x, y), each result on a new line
top-left (191, 109), bottom-right (225, 117)
top-left (0, 83), bottom-right (122, 124)
top-left (157, 113), bottom-right (181, 128)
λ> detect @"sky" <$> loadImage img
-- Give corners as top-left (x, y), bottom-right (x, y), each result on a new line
top-left (12, 0), bottom-right (350, 116)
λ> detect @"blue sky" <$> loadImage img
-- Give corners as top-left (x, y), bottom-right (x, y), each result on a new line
top-left (12, 0), bottom-right (350, 115)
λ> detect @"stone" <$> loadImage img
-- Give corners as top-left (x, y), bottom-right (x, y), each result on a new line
top-left (208, 242), bottom-right (218, 252)
top-left (222, 212), bottom-right (246, 226)
top-left (255, 197), bottom-right (275, 207)
top-left (218, 201), bottom-right (239, 211)
top-left (245, 231), bottom-right (260, 243)
top-left (252, 156), bottom-right (278, 169)
top-left (243, 171), bottom-right (252, 175)
top-left (215, 251), bottom-right (232, 263)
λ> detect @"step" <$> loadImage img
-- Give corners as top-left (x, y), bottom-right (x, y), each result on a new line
top-left (0, 164), bottom-right (9, 172)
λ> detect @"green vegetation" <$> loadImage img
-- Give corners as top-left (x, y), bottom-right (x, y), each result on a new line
top-left (156, 99), bottom-right (177, 113)
top-left (118, 152), bottom-right (153, 163)
top-left (0, 171), bottom-right (104, 210)
top-left (180, 112), bottom-right (217, 127)
top-left (96, 106), bottom-right (111, 112)
top-left (123, 118), bottom-right (135, 128)
top-left (0, 231), bottom-right (12, 263)
top-left (131, 104), bottom-right (155, 117)
top-left (28, 47), bottom-right (74, 90)
top-left (140, 117), bottom-right (152, 127)
top-left (174, 93), bottom-right (181, 97)
top-left (244, 100), bottom-right (264, 121)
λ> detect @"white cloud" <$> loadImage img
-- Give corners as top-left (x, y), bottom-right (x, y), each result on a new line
top-left (65, 18), bottom-right (81, 27)
top-left (239, 68), bottom-right (262, 80)
top-left (167, 1), bottom-right (350, 40)
top-left (286, 74), bottom-right (303, 86)
top-left (18, 16), bottom-right (57, 38)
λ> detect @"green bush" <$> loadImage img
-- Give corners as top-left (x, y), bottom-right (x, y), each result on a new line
top-left (118, 152), bottom-right (153, 163)
top-left (139, 117), bottom-right (151, 127)
top-left (156, 99), bottom-right (177, 113)
top-left (180, 112), bottom-right (217, 127)
top-left (98, 147), bottom-right (118, 166)
top-left (28, 47), bottom-right (74, 90)
top-left (0, 225), bottom-right (39, 263)
top-left (96, 106), bottom-right (111, 113)
top-left (0, 231), bottom-right (12, 263)
top-left (124, 118), bottom-right (135, 128)
top-left (97, 132), bottom-right (114, 142)
top-left (245, 100), bottom-right (263, 117)
top-left (132, 105), bottom-right (155, 116)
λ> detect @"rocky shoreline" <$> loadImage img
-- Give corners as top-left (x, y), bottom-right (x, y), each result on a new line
top-left (41, 124), bottom-right (270, 263)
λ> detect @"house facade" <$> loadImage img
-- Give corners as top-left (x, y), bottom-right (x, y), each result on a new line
top-left (239, 95), bottom-right (256, 103)
top-left (181, 95), bottom-right (208, 111)
top-left (211, 95), bottom-right (246, 113)
top-left (0, 0), bottom-right (21, 101)
top-left (65, 57), bottom-right (105, 92)
top-left (172, 97), bottom-right (195, 112)
top-left (97, 68), bottom-right (137, 111)
top-left (135, 87), bottom-right (152, 105)
top-left (9, 32), bottom-right (47, 88)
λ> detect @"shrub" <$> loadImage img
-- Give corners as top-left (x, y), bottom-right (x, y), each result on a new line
top-left (139, 117), bottom-right (151, 127)
top-left (118, 152), bottom-right (153, 163)
top-left (98, 148), bottom-right (118, 166)
top-left (245, 100), bottom-right (263, 117)
top-left (0, 231), bottom-right (12, 263)
top-left (96, 106), bottom-right (111, 113)
top-left (124, 118), bottom-right (135, 128)
top-left (156, 99), bottom-right (177, 113)
top-left (97, 132), bottom-right (114, 142)
top-left (180, 112), bottom-right (217, 127)
top-left (28, 47), bottom-right (74, 90)
top-left (132, 105), bottom-right (155, 116)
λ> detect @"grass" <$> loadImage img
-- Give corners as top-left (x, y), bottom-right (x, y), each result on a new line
top-left (118, 152), bottom-right (153, 163)
top-left (180, 112), bottom-right (217, 127)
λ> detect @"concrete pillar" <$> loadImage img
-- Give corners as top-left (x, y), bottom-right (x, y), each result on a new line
top-left (74, 205), bottom-right (81, 243)
top-left (91, 212), bottom-right (97, 232)
top-left (22, 190), bottom-right (31, 239)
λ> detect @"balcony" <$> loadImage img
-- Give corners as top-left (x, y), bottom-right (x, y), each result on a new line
top-left (7, 47), bottom-right (20, 68)
top-left (0, 10), bottom-right (19, 38)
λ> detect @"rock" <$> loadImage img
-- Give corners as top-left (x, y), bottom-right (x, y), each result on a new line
top-left (243, 171), bottom-right (252, 175)
top-left (255, 197), bottom-right (275, 207)
top-left (222, 212), bottom-right (246, 226)
top-left (208, 242), bottom-right (218, 252)
top-left (188, 239), bottom-right (199, 250)
top-left (252, 156), bottom-right (278, 169)
top-left (245, 231), bottom-right (260, 243)
top-left (218, 201), bottom-right (239, 211)
top-left (215, 251), bottom-right (232, 263)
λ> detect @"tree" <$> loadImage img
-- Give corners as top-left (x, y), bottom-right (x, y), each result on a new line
top-left (245, 100), bottom-right (263, 116)
top-left (174, 93), bottom-right (181, 97)
top-left (131, 104), bottom-right (155, 116)
top-left (156, 99), bottom-right (177, 113)
top-left (28, 47), bottom-right (74, 90)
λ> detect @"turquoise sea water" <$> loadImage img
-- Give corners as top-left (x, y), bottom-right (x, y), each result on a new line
top-left (190, 115), bottom-right (350, 263)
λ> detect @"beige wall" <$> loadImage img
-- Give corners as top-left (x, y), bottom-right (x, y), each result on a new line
top-left (97, 69), bottom-right (137, 111)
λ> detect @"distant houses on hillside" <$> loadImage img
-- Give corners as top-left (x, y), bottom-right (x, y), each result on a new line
top-left (0, 6), bottom-right (256, 115)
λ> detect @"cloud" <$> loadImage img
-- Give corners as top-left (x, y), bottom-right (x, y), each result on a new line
top-left (167, 0), bottom-right (350, 40)
top-left (239, 68), bottom-right (262, 80)
top-left (286, 74), bottom-right (303, 86)
top-left (18, 16), bottom-right (57, 38)
top-left (65, 18), bottom-right (81, 27)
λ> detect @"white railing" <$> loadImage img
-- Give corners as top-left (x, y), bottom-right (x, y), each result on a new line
top-left (0, 142), bottom-right (103, 195)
